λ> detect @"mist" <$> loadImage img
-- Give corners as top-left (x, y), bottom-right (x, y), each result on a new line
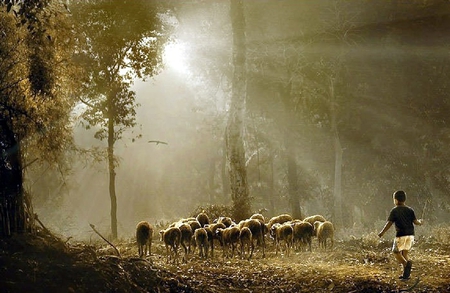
top-left (30, 0), bottom-right (450, 240)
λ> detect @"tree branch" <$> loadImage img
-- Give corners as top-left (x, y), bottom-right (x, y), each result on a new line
top-left (89, 223), bottom-right (121, 258)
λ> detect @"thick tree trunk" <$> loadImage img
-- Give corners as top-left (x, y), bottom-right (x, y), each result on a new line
top-left (107, 99), bottom-right (118, 240)
top-left (227, 0), bottom-right (250, 221)
top-left (0, 120), bottom-right (26, 237)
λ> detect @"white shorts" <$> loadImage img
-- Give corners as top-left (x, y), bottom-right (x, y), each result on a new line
top-left (392, 235), bottom-right (414, 253)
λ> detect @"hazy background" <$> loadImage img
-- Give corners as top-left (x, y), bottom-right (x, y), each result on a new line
top-left (29, 0), bottom-right (450, 240)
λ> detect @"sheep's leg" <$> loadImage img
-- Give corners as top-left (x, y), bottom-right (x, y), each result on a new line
top-left (262, 236), bottom-right (265, 258)
top-left (165, 244), bottom-right (170, 263)
top-left (181, 243), bottom-right (188, 263)
top-left (175, 245), bottom-right (179, 264)
top-left (210, 240), bottom-right (214, 258)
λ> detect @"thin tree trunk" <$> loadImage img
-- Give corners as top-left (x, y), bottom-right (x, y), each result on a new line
top-left (227, 0), bottom-right (250, 221)
top-left (268, 152), bottom-right (275, 214)
top-left (281, 80), bottom-right (302, 219)
top-left (286, 145), bottom-right (301, 219)
top-left (108, 98), bottom-right (118, 240)
top-left (330, 77), bottom-right (343, 229)
top-left (208, 158), bottom-right (215, 203)
top-left (221, 137), bottom-right (230, 200)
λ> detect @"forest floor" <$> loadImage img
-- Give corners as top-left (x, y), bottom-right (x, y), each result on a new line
top-left (1, 227), bottom-right (449, 293)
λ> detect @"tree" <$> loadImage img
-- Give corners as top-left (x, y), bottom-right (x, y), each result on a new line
top-left (71, 0), bottom-right (168, 239)
top-left (0, 0), bottom-right (77, 236)
top-left (227, 0), bottom-right (251, 221)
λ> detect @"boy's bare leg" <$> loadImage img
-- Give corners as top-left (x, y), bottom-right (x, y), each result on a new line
top-left (402, 250), bottom-right (409, 261)
top-left (394, 251), bottom-right (407, 267)
top-left (396, 250), bottom-right (412, 279)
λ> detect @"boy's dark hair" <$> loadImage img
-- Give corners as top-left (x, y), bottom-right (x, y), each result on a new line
top-left (393, 190), bottom-right (406, 202)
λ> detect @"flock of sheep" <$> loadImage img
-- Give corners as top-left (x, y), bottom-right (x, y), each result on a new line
top-left (136, 212), bottom-right (335, 264)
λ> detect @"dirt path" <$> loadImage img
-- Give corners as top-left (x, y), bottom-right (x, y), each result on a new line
top-left (147, 239), bottom-right (450, 293)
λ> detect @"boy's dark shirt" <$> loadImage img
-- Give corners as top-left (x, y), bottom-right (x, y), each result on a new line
top-left (387, 205), bottom-right (417, 237)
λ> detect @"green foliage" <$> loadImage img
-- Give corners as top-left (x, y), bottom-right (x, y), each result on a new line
top-left (0, 1), bottom-right (77, 165)
top-left (0, 0), bottom-right (78, 235)
top-left (71, 0), bottom-right (168, 142)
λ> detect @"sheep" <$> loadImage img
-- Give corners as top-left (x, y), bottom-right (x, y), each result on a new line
top-left (196, 211), bottom-right (210, 228)
top-left (216, 226), bottom-right (240, 258)
top-left (314, 221), bottom-right (334, 250)
top-left (304, 214), bottom-right (326, 226)
top-left (270, 223), bottom-right (293, 257)
top-left (169, 217), bottom-right (196, 228)
top-left (267, 214), bottom-right (293, 229)
top-left (292, 221), bottom-right (314, 252)
top-left (215, 216), bottom-right (234, 227)
top-left (187, 220), bottom-right (201, 232)
top-left (159, 227), bottom-right (181, 264)
top-left (194, 227), bottom-right (209, 258)
top-left (239, 218), bottom-right (266, 258)
top-left (136, 221), bottom-right (153, 258)
top-left (176, 222), bottom-right (193, 262)
top-left (239, 226), bottom-right (254, 260)
top-left (187, 220), bottom-right (202, 254)
top-left (250, 213), bottom-right (265, 223)
top-left (204, 222), bottom-right (226, 258)
top-left (203, 225), bottom-right (214, 257)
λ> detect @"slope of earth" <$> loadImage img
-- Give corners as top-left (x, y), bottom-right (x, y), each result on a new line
top-left (0, 231), bottom-right (449, 293)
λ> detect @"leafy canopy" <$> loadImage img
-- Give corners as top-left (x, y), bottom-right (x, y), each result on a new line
top-left (71, 0), bottom-right (168, 140)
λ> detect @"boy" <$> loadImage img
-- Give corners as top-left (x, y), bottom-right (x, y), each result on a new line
top-left (378, 190), bottom-right (423, 280)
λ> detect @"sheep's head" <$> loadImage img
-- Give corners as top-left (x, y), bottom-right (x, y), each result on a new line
top-left (270, 223), bottom-right (280, 239)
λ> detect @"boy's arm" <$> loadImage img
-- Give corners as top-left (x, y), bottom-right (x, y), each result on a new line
top-left (378, 221), bottom-right (393, 237)
top-left (413, 219), bottom-right (423, 225)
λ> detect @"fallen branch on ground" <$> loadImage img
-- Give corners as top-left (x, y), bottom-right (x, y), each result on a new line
top-left (89, 223), bottom-right (121, 258)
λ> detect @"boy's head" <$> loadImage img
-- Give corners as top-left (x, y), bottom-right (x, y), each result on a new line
top-left (393, 190), bottom-right (406, 204)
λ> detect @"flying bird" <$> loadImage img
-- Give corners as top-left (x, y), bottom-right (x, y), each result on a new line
top-left (148, 140), bottom-right (168, 145)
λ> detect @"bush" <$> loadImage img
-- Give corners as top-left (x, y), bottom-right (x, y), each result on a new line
top-left (432, 225), bottom-right (450, 244)
top-left (190, 204), bottom-right (234, 221)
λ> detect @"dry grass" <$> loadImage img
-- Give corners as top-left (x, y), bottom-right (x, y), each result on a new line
top-left (1, 225), bottom-right (449, 293)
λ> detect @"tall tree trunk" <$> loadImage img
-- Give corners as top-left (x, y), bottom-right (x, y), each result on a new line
top-left (268, 152), bottom-right (275, 215)
top-left (330, 77), bottom-right (343, 229)
top-left (107, 97), bottom-right (118, 240)
top-left (227, 0), bottom-right (250, 221)
top-left (208, 157), bottom-right (215, 203)
top-left (221, 136), bottom-right (230, 200)
top-left (0, 120), bottom-right (25, 237)
top-left (281, 81), bottom-right (302, 219)
top-left (286, 145), bottom-right (301, 219)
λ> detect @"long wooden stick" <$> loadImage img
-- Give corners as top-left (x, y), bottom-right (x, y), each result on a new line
top-left (89, 223), bottom-right (121, 258)
top-left (35, 213), bottom-right (65, 243)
